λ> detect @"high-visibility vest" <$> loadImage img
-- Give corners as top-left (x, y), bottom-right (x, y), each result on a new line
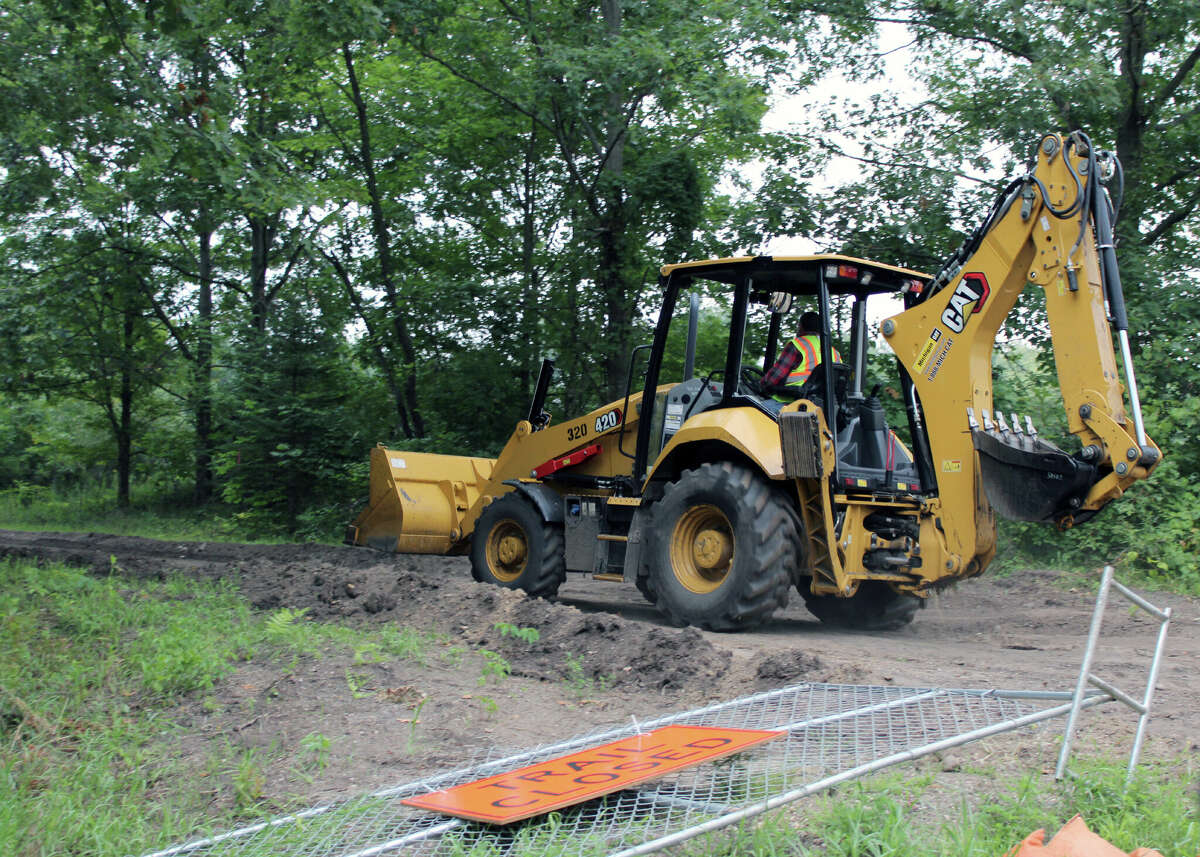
top-left (783, 334), bottom-right (842, 392)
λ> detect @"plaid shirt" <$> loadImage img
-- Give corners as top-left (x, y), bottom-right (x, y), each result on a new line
top-left (762, 335), bottom-right (841, 393)
top-left (762, 339), bottom-right (804, 389)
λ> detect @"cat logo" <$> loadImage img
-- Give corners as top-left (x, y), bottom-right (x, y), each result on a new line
top-left (940, 272), bottom-right (991, 333)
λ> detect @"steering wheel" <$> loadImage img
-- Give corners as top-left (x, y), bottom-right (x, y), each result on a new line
top-left (739, 365), bottom-right (765, 396)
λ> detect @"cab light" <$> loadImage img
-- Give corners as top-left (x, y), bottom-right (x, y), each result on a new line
top-left (825, 264), bottom-right (859, 280)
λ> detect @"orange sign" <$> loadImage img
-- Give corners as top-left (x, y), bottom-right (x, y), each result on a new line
top-left (402, 725), bottom-right (784, 824)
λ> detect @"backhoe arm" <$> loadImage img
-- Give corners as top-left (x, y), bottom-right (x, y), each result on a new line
top-left (883, 132), bottom-right (1161, 573)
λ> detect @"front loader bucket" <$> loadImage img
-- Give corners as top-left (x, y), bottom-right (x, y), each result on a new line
top-left (973, 427), bottom-right (1096, 523)
top-left (346, 445), bottom-right (495, 554)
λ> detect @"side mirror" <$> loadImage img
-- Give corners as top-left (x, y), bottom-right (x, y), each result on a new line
top-left (768, 292), bottom-right (793, 314)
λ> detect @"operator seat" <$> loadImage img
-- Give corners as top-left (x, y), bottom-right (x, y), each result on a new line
top-left (791, 362), bottom-right (851, 428)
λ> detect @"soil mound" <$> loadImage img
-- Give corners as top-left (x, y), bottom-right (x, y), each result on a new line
top-left (754, 648), bottom-right (827, 688)
top-left (0, 530), bottom-right (730, 691)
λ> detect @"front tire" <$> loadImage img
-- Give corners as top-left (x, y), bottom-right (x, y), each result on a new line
top-left (647, 462), bottom-right (795, 631)
top-left (802, 582), bottom-right (921, 630)
top-left (470, 493), bottom-right (565, 598)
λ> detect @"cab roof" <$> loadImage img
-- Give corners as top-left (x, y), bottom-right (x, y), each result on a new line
top-left (659, 254), bottom-right (931, 297)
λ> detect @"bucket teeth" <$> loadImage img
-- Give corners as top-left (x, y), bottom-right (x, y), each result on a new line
top-left (967, 407), bottom-right (979, 430)
top-left (972, 410), bottom-right (1098, 523)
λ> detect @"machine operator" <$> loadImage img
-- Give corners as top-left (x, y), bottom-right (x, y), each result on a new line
top-left (761, 311), bottom-right (842, 408)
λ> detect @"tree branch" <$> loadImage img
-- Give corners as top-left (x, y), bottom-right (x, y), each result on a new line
top-left (1142, 183), bottom-right (1200, 244)
top-left (813, 138), bottom-right (993, 184)
top-left (1147, 40), bottom-right (1200, 118)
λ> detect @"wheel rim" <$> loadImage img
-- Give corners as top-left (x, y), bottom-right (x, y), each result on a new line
top-left (669, 504), bottom-right (734, 594)
top-left (485, 519), bottom-right (528, 582)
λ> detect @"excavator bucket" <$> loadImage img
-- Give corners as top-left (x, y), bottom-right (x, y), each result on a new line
top-left (972, 417), bottom-right (1096, 523)
top-left (345, 445), bottom-right (495, 555)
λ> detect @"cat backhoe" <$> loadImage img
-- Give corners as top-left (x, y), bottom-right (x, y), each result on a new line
top-left (346, 130), bottom-right (1161, 631)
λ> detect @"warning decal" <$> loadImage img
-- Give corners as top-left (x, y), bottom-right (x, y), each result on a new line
top-left (401, 725), bottom-right (784, 824)
top-left (912, 328), bottom-right (942, 373)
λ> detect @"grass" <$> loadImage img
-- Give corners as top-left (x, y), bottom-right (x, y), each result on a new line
top-left (0, 481), bottom-right (338, 544)
top-left (0, 557), bottom-right (433, 856)
top-left (689, 764), bottom-right (1200, 857)
top-left (3, 554), bottom-right (1197, 856)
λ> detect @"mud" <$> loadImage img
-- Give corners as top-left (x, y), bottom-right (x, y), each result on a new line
top-left (2, 528), bottom-right (1196, 811)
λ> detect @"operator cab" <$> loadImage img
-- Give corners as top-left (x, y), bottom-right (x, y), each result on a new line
top-left (635, 255), bottom-right (934, 497)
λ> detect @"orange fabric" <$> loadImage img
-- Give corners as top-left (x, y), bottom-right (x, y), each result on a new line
top-left (1007, 815), bottom-right (1165, 857)
top-left (1007, 828), bottom-right (1048, 857)
top-left (1043, 816), bottom-right (1128, 857)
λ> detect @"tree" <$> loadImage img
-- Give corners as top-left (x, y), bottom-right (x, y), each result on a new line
top-left (215, 291), bottom-right (373, 534)
top-left (786, 0), bottom-right (1200, 578)
top-left (799, 0), bottom-right (1200, 312)
top-left (0, 230), bottom-right (170, 507)
top-left (403, 0), bottom-right (796, 403)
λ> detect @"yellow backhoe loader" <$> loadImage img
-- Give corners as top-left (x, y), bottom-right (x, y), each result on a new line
top-left (346, 130), bottom-right (1161, 631)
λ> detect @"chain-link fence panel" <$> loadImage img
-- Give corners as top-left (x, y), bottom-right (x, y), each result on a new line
top-left (141, 683), bottom-right (1101, 857)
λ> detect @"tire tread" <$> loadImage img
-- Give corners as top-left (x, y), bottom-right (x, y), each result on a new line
top-left (650, 462), bottom-right (797, 631)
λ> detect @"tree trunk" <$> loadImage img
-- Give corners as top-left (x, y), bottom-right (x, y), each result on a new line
top-left (117, 303), bottom-right (134, 509)
top-left (342, 43), bottom-right (425, 438)
top-left (598, 199), bottom-right (632, 403)
top-left (597, 0), bottom-right (634, 404)
top-left (248, 214), bottom-right (275, 333)
top-left (1115, 2), bottom-right (1147, 246)
top-left (194, 221), bottom-right (215, 504)
top-left (562, 244), bottom-right (585, 417)
top-left (519, 116), bottom-right (540, 402)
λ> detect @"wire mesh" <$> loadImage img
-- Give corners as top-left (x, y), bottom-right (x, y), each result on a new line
top-left (139, 683), bottom-right (1063, 857)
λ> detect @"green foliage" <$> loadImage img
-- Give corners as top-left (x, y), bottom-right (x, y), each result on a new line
top-left (0, 479), bottom-right (267, 543)
top-left (296, 731), bottom-right (332, 775)
top-left (0, 0), bottom-right (1195, 569)
top-left (694, 764), bottom-right (1199, 857)
top-left (801, 773), bottom-right (931, 856)
top-left (494, 622), bottom-right (541, 644)
top-left (264, 607), bottom-right (312, 651)
top-left (229, 747), bottom-right (268, 811)
top-left (1, 559), bottom-right (260, 700)
top-left (0, 560), bottom-right (260, 852)
top-left (563, 652), bottom-right (613, 697)
top-left (991, 350), bottom-right (1200, 592)
top-left (0, 557), bottom-right (436, 854)
top-left (477, 649), bottom-right (512, 685)
top-left (344, 669), bottom-right (376, 699)
top-left (214, 296), bottom-right (377, 537)
top-left (795, 0), bottom-right (1200, 591)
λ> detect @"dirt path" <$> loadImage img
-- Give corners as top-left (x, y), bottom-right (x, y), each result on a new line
top-left (2, 529), bottom-right (1196, 808)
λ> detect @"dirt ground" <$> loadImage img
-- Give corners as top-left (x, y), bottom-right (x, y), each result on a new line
top-left (2, 528), bottom-right (1197, 816)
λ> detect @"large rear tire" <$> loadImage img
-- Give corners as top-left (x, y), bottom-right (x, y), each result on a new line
top-left (470, 493), bottom-right (565, 599)
top-left (634, 573), bottom-right (658, 605)
top-left (802, 582), bottom-right (921, 630)
top-left (647, 462), bottom-right (795, 631)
